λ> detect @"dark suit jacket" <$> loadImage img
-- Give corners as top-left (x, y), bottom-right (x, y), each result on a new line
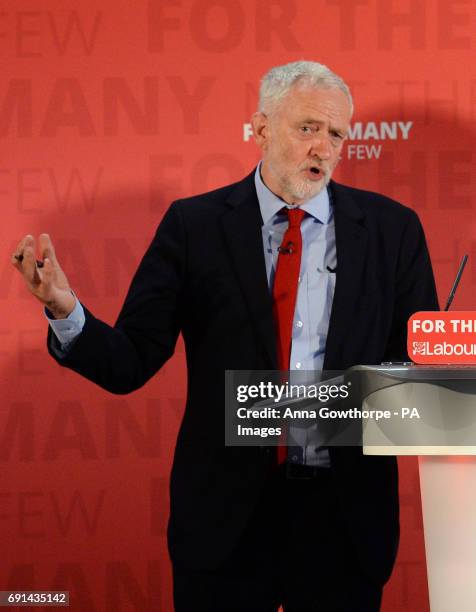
top-left (48, 170), bottom-right (438, 584)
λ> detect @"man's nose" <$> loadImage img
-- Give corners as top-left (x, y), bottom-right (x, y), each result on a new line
top-left (310, 134), bottom-right (332, 160)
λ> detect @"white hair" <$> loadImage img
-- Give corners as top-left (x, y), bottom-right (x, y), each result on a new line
top-left (258, 60), bottom-right (353, 115)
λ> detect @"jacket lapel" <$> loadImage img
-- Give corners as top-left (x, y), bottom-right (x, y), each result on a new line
top-left (220, 172), bottom-right (278, 368)
top-left (324, 181), bottom-right (369, 369)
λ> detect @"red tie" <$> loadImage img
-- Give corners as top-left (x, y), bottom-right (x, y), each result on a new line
top-left (272, 207), bottom-right (305, 463)
top-left (273, 208), bottom-right (305, 371)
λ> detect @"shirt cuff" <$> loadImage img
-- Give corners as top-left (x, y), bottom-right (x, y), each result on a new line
top-left (45, 297), bottom-right (85, 349)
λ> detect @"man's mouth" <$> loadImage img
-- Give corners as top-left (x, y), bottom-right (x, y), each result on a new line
top-left (305, 166), bottom-right (325, 181)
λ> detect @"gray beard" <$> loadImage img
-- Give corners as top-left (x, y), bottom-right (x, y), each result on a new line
top-left (281, 173), bottom-right (330, 202)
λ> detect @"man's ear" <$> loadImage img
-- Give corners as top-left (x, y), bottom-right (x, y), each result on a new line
top-left (251, 112), bottom-right (269, 150)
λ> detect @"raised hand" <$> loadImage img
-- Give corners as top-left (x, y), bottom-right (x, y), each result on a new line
top-left (12, 234), bottom-right (76, 319)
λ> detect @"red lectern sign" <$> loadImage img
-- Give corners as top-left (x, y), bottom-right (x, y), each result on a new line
top-left (408, 312), bottom-right (476, 364)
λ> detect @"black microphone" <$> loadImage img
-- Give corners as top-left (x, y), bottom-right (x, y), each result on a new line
top-left (444, 254), bottom-right (468, 311)
top-left (278, 241), bottom-right (295, 255)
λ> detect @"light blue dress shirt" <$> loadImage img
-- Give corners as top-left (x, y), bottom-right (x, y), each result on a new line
top-left (254, 165), bottom-right (337, 466)
top-left (47, 293), bottom-right (84, 350)
top-left (48, 164), bottom-right (337, 465)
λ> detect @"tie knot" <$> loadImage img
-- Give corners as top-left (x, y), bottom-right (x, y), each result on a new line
top-left (286, 207), bottom-right (305, 228)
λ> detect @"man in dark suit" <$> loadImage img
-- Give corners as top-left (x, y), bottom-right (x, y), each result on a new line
top-left (13, 61), bottom-right (438, 611)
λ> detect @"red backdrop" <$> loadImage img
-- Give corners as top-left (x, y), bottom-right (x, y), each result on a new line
top-left (1, 1), bottom-right (474, 610)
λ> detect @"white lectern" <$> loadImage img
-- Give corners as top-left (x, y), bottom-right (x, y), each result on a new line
top-left (359, 365), bottom-right (476, 612)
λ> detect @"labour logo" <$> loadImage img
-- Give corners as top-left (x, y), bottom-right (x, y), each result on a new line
top-left (412, 341), bottom-right (427, 355)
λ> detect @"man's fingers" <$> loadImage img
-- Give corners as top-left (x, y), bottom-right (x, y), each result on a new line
top-left (12, 234), bottom-right (56, 291)
top-left (11, 235), bottom-right (43, 286)
top-left (12, 235), bottom-right (35, 265)
top-left (38, 233), bottom-right (57, 266)
top-left (11, 252), bottom-right (22, 268)
top-left (40, 257), bottom-right (54, 286)
top-left (21, 245), bottom-right (42, 285)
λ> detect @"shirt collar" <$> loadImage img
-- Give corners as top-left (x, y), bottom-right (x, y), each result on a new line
top-left (254, 162), bottom-right (331, 225)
